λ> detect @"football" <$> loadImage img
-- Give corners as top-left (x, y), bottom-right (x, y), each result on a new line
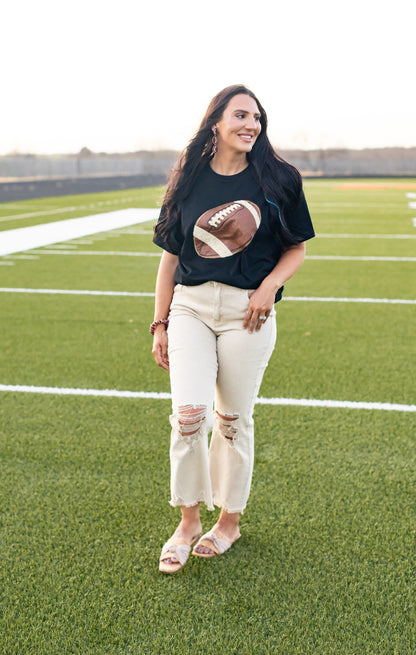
top-left (193, 200), bottom-right (261, 258)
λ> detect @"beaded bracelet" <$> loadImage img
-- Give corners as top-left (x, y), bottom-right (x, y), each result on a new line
top-left (149, 318), bottom-right (169, 335)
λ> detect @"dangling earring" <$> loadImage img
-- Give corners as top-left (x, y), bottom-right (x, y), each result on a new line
top-left (211, 126), bottom-right (218, 156)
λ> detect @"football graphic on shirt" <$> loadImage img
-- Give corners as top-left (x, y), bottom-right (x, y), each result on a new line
top-left (193, 200), bottom-right (261, 258)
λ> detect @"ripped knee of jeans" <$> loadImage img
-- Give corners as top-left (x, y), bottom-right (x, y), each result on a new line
top-left (170, 404), bottom-right (207, 448)
top-left (215, 411), bottom-right (239, 445)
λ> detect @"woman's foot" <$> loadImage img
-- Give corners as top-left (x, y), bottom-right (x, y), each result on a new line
top-left (159, 508), bottom-right (202, 572)
top-left (159, 527), bottom-right (202, 573)
top-left (193, 512), bottom-right (241, 557)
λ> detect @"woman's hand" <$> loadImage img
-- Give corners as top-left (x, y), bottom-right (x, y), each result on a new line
top-left (243, 283), bottom-right (276, 334)
top-left (243, 242), bottom-right (307, 333)
top-left (152, 325), bottom-right (170, 371)
top-left (151, 251), bottom-right (178, 371)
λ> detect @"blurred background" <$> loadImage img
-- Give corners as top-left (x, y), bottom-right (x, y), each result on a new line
top-left (1, 0), bottom-right (415, 199)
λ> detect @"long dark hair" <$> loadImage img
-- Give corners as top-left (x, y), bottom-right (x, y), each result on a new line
top-left (154, 84), bottom-right (303, 246)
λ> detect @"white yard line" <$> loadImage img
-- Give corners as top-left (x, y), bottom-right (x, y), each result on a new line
top-left (310, 203), bottom-right (406, 208)
top-left (0, 288), bottom-right (155, 297)
top-left (317, 233), bottom-right (416, 239)
top-left (45, 244), bottom-right (79, 249)
top-left (0, 203), bottom-right (38, 210)
top-left (284, 296), bottom-right (416, 305)
top-left (0, 197), bottom-right (150, 223)
top-left (305, 255), bottom-right (416, 262)
top-left (0, 383), bottom-right (414, 413)
top-left (0, 208), bottom-right (159, 257)
top-left (4, 255), bottom-right (39, 260)
top-left (28, 249), bottom-right (162, 257)
top-left (0, 206), bottom-right (79, 223)
top-left (24, 249), bottom-right (416, 263)
top-left (0, 287), bottom-right (414, 304)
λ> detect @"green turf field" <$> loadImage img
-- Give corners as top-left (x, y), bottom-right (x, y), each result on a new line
top-left (1, 180), bottom-right (415, 653)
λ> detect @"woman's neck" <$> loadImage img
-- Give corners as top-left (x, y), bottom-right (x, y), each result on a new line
top-left (209, 152), bottom-right (249, 176)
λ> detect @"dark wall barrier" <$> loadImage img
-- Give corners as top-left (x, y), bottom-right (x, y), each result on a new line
top-left (0, 173), bottom-right (168, 203)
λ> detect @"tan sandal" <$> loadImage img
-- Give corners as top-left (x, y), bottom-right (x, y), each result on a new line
top-left (192, 528), bottom-right (240, 558)
top-left (159, 531), bottom-right (202, 573)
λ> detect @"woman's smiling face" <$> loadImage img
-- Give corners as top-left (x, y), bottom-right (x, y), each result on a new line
top-left (214, 94), bottom-right (262, 155)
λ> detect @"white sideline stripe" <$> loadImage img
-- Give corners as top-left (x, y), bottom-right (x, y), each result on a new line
top-left (317, 233), bottom-right (416, 239)
top-left (29, 249), bottom-right (162, 257)
top-left (0, 208), bottom-right (159, 257)
top-left (406, 193), bottom-right (416, 199)
top-left (4, 255), bottom-right (39, 260)
top-left (284, 296), bottom-right (416, 305)
top-left (0, 197), bottom-right (149, 223)
top-left (311, 203), bottom-right (407, 208)
top-left (26, 249), bottom-right (416, 263)
top-left (0, 287), bottom-right (155, 297)
top-left (255, 396), bottom-right (416, 413)
top-left (0, 384), bottom-right (170, 401)
top-left (0, 287), bottom-right (415, 304)
top-left (305, 255), bottom-right (416, 262)
top-left (409, 202), bottom-right (416, 209)
top-left (0, 206), bottom-right (82, 223)
top-left (0, 384), bottom-right (414, 412)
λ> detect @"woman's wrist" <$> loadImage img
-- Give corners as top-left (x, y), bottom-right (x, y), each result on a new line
top-left (260, 275), bottom-right (282, 294)
top-left (149, 318), bottom-right (169, 335)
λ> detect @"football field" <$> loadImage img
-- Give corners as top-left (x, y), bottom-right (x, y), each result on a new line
top-left (1, 180), bottom-right (415, 653)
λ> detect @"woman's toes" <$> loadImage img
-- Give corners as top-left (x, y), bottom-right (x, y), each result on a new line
top-left (163, 556), bottom-right (178, 564)
top-left (195, 544), bottom-right (214, 556)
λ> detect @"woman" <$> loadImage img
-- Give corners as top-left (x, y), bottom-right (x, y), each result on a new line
top-left (151, 84), bottom-right (314, 573)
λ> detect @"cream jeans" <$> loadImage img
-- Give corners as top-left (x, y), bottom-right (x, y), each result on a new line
top-left (167, 281), bottom-right (276, 514)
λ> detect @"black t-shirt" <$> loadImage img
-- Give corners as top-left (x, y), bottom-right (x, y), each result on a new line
top-left (153, 163), bottom-right (314, 302)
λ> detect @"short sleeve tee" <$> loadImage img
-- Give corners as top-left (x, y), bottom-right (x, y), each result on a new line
top-left (153, 163), bottom-right (314, 302)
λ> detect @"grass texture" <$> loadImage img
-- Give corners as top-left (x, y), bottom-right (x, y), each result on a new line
top-left (1, 180), bottom-right (416, 654)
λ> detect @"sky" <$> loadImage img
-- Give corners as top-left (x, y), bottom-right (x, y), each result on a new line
top-left (1, 0), bottom-right (415, 155)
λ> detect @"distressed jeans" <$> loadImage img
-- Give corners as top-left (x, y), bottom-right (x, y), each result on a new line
top-left (167, 281), bottom-right (276, 513)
